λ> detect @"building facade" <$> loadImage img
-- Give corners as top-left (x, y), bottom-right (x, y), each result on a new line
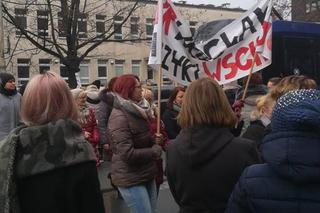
top-left (292, 0), bottom-right (320, 22)
top-left (4, 0), bottom-right (245, 87)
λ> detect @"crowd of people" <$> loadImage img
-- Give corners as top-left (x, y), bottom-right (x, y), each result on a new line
top-left (0, 69), bottom-right (319, 213)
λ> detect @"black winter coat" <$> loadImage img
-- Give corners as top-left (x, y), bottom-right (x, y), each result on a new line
top-left (166, 125), bottom-right (260, 213)
top-left (17, 162), bottom-right (104, 213)
top-left (162, 108), bottom-right (180, 139)
top-left (242, 120), bottom-right (266, 148)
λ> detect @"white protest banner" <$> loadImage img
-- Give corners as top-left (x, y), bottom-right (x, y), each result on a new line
top-left (148, 0), bottom-right (273, 85)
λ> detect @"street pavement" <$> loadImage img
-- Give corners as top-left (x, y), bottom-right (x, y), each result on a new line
top-left (98, 161), bottom-right (179, 213)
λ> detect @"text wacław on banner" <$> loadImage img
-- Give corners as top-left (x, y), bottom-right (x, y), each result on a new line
top-left (148, 0), bottom-right (273, 85)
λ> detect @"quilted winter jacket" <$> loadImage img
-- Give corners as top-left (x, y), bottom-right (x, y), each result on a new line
top-left (226, 130), bottom-right (320, 213)
top-left (107, 96), bottom-right (160, 187)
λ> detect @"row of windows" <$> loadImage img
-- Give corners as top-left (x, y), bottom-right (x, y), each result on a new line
top-left (306, 0), bottom-right (320, 13)
top-left (16, 58), bottom-right (148, 86)
top-left (14, 9), bottom-right (198, 39)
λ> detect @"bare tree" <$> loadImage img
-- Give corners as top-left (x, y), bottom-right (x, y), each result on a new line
top-left (2, 0), bottom-right (150, 88)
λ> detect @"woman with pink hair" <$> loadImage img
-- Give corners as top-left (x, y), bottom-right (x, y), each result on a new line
top-left (0, 71), bottom-right (104, 213)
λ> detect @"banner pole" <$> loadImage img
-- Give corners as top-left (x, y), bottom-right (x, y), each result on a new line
top-left (242, 52), bottom-right (257, 101)
top-left (156, 66), bottom-right (162, 136)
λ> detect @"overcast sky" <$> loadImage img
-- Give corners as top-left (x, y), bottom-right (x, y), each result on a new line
top-left (179, 0), bottom-right (258, 9)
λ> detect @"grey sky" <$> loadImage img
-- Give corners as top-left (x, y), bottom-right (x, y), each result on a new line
top-left (180, 0), bottom-right (258, 9)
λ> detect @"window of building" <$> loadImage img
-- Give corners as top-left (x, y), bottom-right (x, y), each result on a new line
top-left (306, 3), bottom-right (311, 13)
top-left (58, 12), bottom-right (66, 37)
top-left (17, 58), bottom-right (30, 86)
top-left (311, 0), bottom-right (318, 11)
top-left (15, 8), bottom-right (27, 36)
top-left (79, 60), bottom-right (90, 84)
top-left (115, 60), bottom-right (124, 76)
top-left (96, 14), bottom-right (106, 36)
top-left (131, 60), bottom-right (141, 77)
top-left (189, 21), bottom-right (197, 36)
top-left (114, 16), bottom-right (123, 39)
top-left (147, 65), bottom-right (154, 80)
top-left (97, 59), bottom-right (107, 85)
top-left (146, 18), bottom-right (154, 39)
top-left (39, 59), bottom-right (50, 73)
top-left (78, 13), bottom-right (87, 38)
top-left (37, 10), bottom-right (48, 37)
top-left (130, 17), bottom-right (139, 39)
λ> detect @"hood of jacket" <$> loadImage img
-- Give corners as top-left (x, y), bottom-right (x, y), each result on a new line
top-left (15, 119), bottom-right (96, 178)
top-left (113, 95), bottom-right (152, 120)
top-left (262, 130), bottom-right (320, 183)
top-left (173, 125), bottom-right (234, 168)
top-left (99, 89), bottom-right (115, 107)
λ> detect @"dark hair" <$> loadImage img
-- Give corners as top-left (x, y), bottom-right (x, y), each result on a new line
top-left (113, 74), bottom-right (140, 99)
top-left (242, 72), bottom-right (263, 86)
top-left (167, 86), bottom-right (186, 110)
top-left (107, 77), bottom-right (118, 92)
top-left (268, 77), bottom-right (281, 86)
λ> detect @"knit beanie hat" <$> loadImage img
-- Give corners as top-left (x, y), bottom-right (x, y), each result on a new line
top-left (0, 72), bottom-right (15, 88)
top-left (271, 89), bottom-right (320, 133)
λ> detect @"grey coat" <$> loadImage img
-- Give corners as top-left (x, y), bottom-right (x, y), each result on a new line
top-left (0, 93), bottom-right (21, 141)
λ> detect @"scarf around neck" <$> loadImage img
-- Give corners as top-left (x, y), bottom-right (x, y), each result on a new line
top-left (0, 86), bottom-right (17, 97)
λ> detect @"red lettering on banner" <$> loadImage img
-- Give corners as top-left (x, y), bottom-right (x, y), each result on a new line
top-left (202, 21), bottom-right (272, 82)
top-left (163, 2), bottom-right (177, 35)
top-left (222, 53), bottom-right (238, 80)
top-left (256, 21), bottom-right (271, 46)
top-left (235, 47), bottom-right (252, 70)
top-left (203, 60), bottom-right (221, 81)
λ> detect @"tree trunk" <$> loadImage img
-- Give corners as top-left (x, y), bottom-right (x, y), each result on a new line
top-left (64, 56), bottom-right (80, 89)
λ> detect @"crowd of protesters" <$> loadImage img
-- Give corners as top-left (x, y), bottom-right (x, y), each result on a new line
top-left (0, 69), bottom-right (319, 213)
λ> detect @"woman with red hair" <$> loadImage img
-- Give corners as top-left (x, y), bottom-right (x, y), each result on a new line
top-left (107, 74), bottom-right (162, 213)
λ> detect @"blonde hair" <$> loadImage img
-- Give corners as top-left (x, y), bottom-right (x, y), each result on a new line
top-left (142, 88), bottom-right (154, 104)
top-left (270, 75), bottom-right (317, 100)
top-left (250, 94), bottom-right (275, 120)
top-left (178, 77), bottom-right (237, 129)
top-left (21, 71), bottom-right (78, 126)
top-left (71, 88), bottom-right (86, 100)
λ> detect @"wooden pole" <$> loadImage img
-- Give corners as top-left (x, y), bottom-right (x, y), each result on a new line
top-left (156, 66), bottom-right (162, 135)
top-left (234, 52), bottom-right (257, 129)
top-left (241, 52), bottom-right (257, 101)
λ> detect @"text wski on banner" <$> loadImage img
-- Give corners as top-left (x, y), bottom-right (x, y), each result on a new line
top-left (148, 0), bottom-right (273, 85)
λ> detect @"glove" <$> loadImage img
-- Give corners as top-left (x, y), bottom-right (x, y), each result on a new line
top-left (232, 99), bottom-right (244, 119)
top-left (151, 144), bottom-right (162, 159)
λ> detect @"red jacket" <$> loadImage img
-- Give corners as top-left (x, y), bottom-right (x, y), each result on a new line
top-left (81, 107), bottom-right (99, 146)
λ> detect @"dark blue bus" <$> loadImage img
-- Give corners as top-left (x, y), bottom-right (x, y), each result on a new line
top-left (262, 20), bottom-right (320, 84)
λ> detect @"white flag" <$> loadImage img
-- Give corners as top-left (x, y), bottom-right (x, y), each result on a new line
top-left (148, 0), bottom-right (164, 66)
top-left (148, 0), bottom-right (273, 85)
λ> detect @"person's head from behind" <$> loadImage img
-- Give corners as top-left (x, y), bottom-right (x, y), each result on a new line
top-left (113, 74), bottom-right (142, 102)
top-left (71, 88), bottom-right (87, 107)
top-left (256, 94), bottom-right (275, 119)
top-left (167, 86), bottom-right (186, 110)
top-left (142, 88), bottom-right (154, 105)
top-left (270, 75), bottom-right (317, 100)
top-left (271, 89), bottom-right (320, 133)
top-left (21, 71), bottom-right (78, 126)
top-left (178, 77), bottom-right (237, 129)
top-left (242, 72), bottom-right (263, 86)
top-left (267, 77), bottom-right (281, 90)
top-left (106, 77), bottom-right (118, 92)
